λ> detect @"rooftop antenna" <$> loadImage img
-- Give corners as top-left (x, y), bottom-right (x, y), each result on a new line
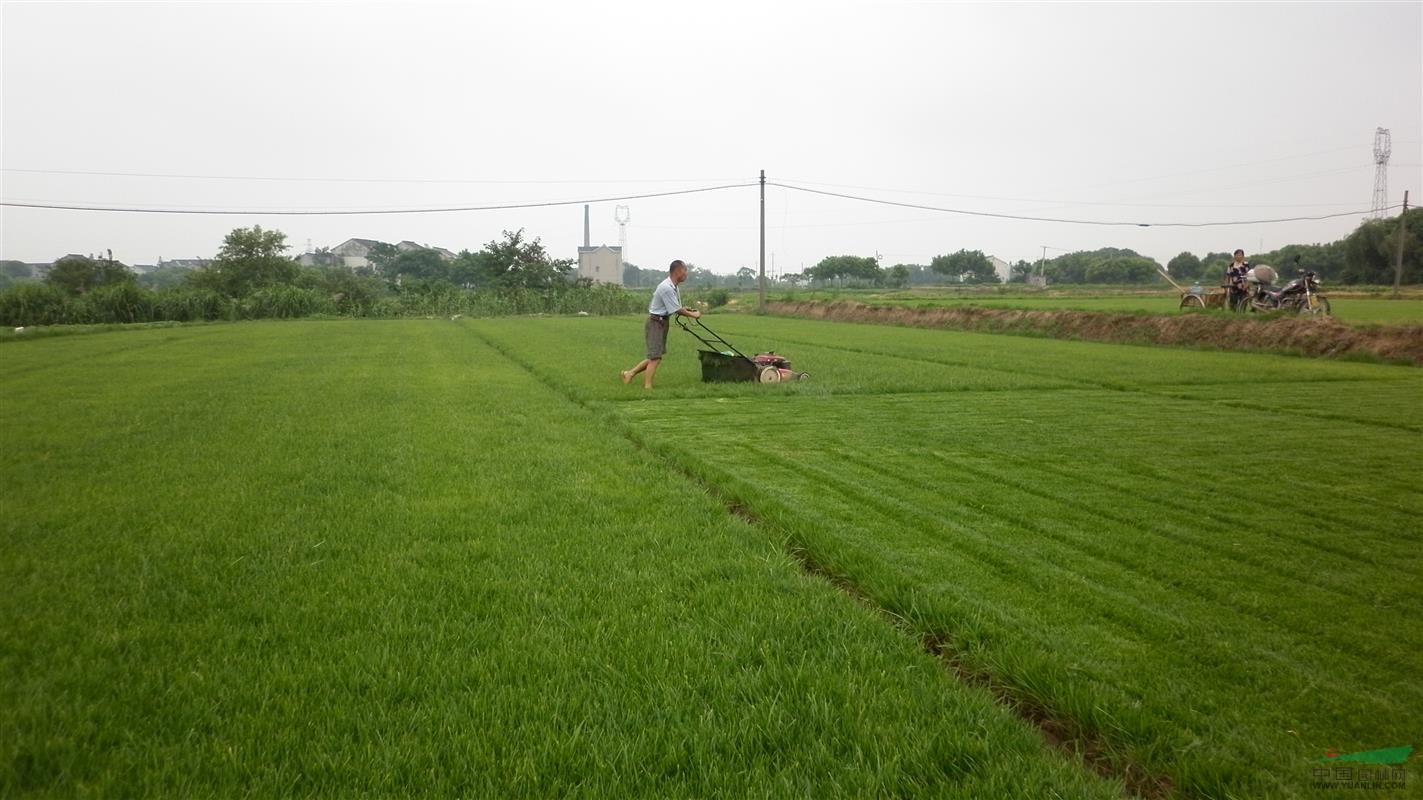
top-left (1372, 127), bottom-right (1391, 218)
top-left (614, 205), bottom-right (630, 266)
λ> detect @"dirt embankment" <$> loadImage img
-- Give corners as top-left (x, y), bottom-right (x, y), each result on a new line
top-left (768, 301), bottom-right (1423, 366)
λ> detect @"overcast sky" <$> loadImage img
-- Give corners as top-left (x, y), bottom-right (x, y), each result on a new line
top-left (2, 1), bottom-right (1420, 274)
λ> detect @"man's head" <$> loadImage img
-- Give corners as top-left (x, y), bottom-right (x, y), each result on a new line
top-left (669, 259), bottom-right (688, 284)
top-left (1233, 249), bottom-right (1246, 262)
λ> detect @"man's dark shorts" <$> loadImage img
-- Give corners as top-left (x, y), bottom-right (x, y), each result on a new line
top-left (645, 315), bottom-right (669, 359)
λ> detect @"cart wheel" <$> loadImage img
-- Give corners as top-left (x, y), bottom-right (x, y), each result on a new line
top-left (797, 372), bottom-right (810, 381)
top-left (759, 366), bottom-right (782, 384)
top-left (1179, 294), bottom-right (1205, 310)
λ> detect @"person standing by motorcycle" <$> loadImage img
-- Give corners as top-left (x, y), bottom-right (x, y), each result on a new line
top-left (1225, 249), bottom-right (1251, 311)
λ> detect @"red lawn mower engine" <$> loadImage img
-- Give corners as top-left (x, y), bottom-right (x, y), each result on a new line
top-left (752, 352), bottom-right (808, 383)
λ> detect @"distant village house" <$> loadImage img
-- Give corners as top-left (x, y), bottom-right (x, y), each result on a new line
top-left (577, 244), bottom-right (624, 286)
top-left (316, 238), bottom-right (455, 270)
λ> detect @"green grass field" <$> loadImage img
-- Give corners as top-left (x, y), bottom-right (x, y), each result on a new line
top-left (4, 316), bottom-right (1420, 798)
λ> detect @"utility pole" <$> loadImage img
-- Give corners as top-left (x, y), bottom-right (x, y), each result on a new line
top-left (758, 170), bottom-right (767, 312)
top-left (1393, 190), bottom-right (1410, 298)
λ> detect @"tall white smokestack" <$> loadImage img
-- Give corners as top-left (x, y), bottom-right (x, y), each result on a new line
top-left (583, 205), bottom-right (590, 248)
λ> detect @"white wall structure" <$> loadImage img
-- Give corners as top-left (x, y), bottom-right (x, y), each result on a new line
top-left (330, 238), bottom-right (454, 270)
top-left (988, 255), bottom-right (1012, 283)
top-left (577, 245), bottom-right (624, 286)
top-left (331, 238), bottom-right (381, 269)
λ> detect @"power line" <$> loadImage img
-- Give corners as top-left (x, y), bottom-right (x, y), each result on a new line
top-left (3, 176), bottom-right (1402, 227)
top-left (0, 183), bottom-right (756, 216)
top-left (768, 182), bottom-right (1398, 228)
top-left (0, 167), bottom-right (740, 186)
top-left (775, 177), bottom-right (1373, 209)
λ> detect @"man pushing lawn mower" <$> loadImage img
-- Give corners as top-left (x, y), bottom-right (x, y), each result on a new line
top-left (621, 259), bottom-right (701, 390)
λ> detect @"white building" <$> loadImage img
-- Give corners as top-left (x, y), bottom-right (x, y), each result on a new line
top-left (331, 238), bottom-right (383, 269)
top-left (328, 238), bottom-right (455, 270)
top-left (577, 245), bottom-right (624, 286)
top-left (988, 255), bottom-right (1012, 283)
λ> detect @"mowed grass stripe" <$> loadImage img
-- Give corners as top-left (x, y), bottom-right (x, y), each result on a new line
top-left (901, 451), bottom-right (1417, 681)
top-left (0, 324), bottom-right (235, 381)
top-left (667, 429), bottom-right (1415, 712)
top-left (712, 314), bottom-right (1419, 388)
top-left (467, 316), bottom-right (1080, 402)
top-left (943, 449), bottom-right (1421, 603)
top-left (709, 320), bottom-right (1423, 434)
top-left (1148, 377), bottom-right (1423, 434)
top-left (972, 433), bottom-right (1423, 564)
top-left (625, 411), bottom-right (1418, 797)
top-left (0, 320), bottom-right (1123, 798)
top-left (600, 333), bottom-right (1419, 800)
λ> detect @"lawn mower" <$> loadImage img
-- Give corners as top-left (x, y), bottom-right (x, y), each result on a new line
top-left (676, 317), bottom-right (809, 383)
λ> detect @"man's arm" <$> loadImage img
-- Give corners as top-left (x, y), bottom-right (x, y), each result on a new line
top-left (676, 305), bottom-right (702, 319)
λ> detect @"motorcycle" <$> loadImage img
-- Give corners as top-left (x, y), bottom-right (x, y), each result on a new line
top-left (1247, 257), bottom-right (1331, 316)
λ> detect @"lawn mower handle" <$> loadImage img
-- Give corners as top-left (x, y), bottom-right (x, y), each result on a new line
top-left (676, 316), bottom-right (750, 361)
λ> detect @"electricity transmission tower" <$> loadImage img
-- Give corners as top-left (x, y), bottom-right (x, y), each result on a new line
top-left (1371, 127), bottom-right (1391, 218)
top-left (614, 205), bottom-right (630, 268)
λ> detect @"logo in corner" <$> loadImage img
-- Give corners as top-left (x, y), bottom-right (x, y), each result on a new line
top-left (1311, 745), bottom-right (1411, 791)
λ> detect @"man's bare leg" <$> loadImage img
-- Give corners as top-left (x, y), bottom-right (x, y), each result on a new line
top-left (642, 358), bottom-right (661, 389)
top-left (622, 359), bottom-right (651, 383)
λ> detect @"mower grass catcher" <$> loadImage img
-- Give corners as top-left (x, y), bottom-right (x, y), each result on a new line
top-left (676, 317), bottom-right (809, 384)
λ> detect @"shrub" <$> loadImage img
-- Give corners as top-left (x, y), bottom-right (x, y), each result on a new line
top-left (242, 286), bottom-right (331, 319)
top-left (0, 282), bottom-right (77, 326)
top-left (153, 288), bottom-right (233, 322)
top-left (685, 287), bottom-right (730, 309)
top-left (82, 282), bottom-right (156, 324)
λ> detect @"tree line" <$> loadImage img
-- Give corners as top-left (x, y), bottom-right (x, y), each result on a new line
top-left (1164, 208), bottom-right (1421, 285)
top-left (0, 226), bottom-right (643, 327)
top-left (785, 209), bottom-right (1420, 289)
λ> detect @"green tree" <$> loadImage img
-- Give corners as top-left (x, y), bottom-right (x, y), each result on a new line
top-left (137, 263), bottom-right (196, 290)
top-left (736, 266), bottom-right (755, 287)
top-left (931, 249), bottom-right (998, 284)
top-left (380, 249), bottom-right (449, 284)
top-left (682, 264), bottom-right (724, 288)
top-left (1043, 247), bottom-right (1147, 284)
top-left (809, 255), bottom-right (881, 286)
top-left (886, 264), bottom-right (910, 288)
top-left (449, 251), bottom-right (484, 288)
top-left (466, 229), bottom-right (573, 289)
top-left (1, 261), bottom-right (33, 280)
top-left (1340, 209), bottom-right (1422, 285)
top-left (296, 266), bottom-right (388, 314)
top-left (45, 253), bottom-right (135, 296)
top-left (621, 263), bottom-right (671, 288)
top-left (189, 226), bottom-right (296, 297)
top-left (365, 242), bottom-right (400, 274)
top-left (1085, 256), bottom-right (1162, 284)
top-left (1199, 251), bottom-right (1234, 284)
top-left (1167, 252), bottom-right (1203, 281)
